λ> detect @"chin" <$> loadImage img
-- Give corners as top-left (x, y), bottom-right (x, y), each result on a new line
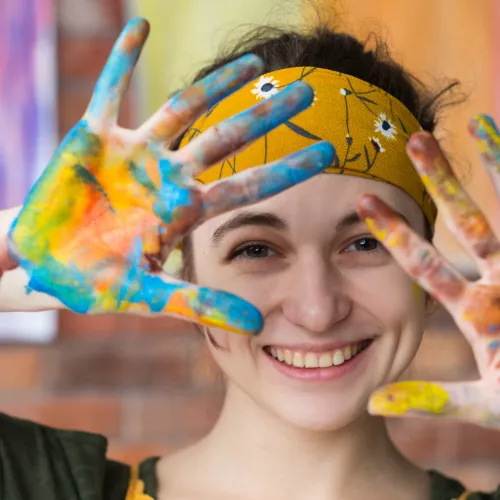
top-left (264, 390), bottom-right (371, 432)
top-left (252, 337), bottom-right (400, 432)
top-left (215, 331), bottom-right (417, 432)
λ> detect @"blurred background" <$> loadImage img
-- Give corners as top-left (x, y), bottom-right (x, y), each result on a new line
top-left (1, 0), bottom-right (500, 491)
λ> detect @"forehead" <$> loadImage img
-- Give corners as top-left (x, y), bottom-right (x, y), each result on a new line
top-left (198, 173), bottom-right (425, 237)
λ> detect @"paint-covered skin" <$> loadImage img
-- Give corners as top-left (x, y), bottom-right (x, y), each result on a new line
top-left (357, 115), bottom-right (500, 427)
top-left (8, 18), bottom-right (335, 335)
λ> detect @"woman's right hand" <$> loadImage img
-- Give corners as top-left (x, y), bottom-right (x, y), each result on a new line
top-left (6, 18), bottom-right (334, 335)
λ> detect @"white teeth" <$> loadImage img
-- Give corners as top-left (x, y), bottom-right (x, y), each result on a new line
top-left (318, 352), bottom-right (333, 368)
top-left (267, 341), bottom-right (368, 369)
top-left (304, 352), bottom-right (319, 368)
top-left (292, 352), bottom-right (305, 368)
top-left (333, 350), bottom-right (344, 366)
top-left (343, 345), bottom-right (352, 360)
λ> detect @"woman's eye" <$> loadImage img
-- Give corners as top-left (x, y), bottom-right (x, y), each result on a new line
top-left (230, 244), bottom-right (276, 260)
top-left (344, 237), bottom-right (381, 253)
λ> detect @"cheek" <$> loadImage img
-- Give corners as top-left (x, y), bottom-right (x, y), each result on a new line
top-left (369, 269), bottom-right (427, 379)
top-left (357, 266), bottom-right (426, 326)
top-left (205, 326), bottom-right (257, 379)
top-left (205, 326), bottom-right (231, 350)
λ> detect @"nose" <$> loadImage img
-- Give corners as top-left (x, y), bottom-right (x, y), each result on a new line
top-left (280, 251), bottom-right (351, 333)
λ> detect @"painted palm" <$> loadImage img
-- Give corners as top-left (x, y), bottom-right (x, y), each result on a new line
top-left (8, 18), bottom-right (335, 335)
top-left (359, 116), bottom-right (500, 428)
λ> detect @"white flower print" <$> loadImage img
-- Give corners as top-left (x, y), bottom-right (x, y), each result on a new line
top-left (374, 113), bottom-right (397, 140)
top-left (368, 136), bottom-right (385, 153)
top-left (251, 75), bottom-right (280, 100)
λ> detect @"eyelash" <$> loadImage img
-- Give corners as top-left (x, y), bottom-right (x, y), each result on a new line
top-left (343, 236), bottom-right (383, 254)
top-left (226, 237), bottom-right (383, 262)
top-left (226, 241), bottom-right (277, 262)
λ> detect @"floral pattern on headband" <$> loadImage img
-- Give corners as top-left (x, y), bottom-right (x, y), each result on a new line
top-left (182, 66), bottom-right (437, 226)
top-left (251, 75), bottom-right (280, 99)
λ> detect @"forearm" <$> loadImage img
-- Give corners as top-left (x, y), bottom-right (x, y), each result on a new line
top-left (0, 207), bottom-right (63, 312)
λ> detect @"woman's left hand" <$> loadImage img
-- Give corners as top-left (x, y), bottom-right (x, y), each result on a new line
top-left (357, 114), bottom-right (500, 428)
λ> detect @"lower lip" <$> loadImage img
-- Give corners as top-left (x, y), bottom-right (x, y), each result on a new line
top-left (264, 343), bottom-right (372, 382)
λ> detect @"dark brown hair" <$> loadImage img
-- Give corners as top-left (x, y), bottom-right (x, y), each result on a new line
top-left (173, 24), bottom-right (461, 280)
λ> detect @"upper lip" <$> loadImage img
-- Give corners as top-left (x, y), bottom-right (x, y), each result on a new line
top-left (263, 338), bottom-right (374, 353)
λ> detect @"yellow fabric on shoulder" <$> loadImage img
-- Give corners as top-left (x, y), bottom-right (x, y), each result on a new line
top-left (126, 464), bottom-right (154, 500)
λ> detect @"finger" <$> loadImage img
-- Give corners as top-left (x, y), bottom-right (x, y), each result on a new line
top-left (139, 54), bottom-right (264, 145)
top-left (368, 380), bottom-right (500, 428)
top-left (202, 141), bottom-right (335, 218)
top-left (176, 81), bottom-right (315, 178)
top-left (116, 269), bottom-right (264, 335)
top-left (406, 132), bottom-right (500, 268)
top-left (84, 18), bottom-right (149, 126)
top-left (469, 114), bottom-right (500, 204)
top-left (469, 113), bottom-right (500, 174)
top-left (357, 194), bottom-right (468, 309)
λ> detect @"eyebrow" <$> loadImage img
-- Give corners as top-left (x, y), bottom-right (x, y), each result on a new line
top-left (335, 209), bottom-right (412, 234)
top-left (211, 208), bottom-right (411, 245)
top-left (211, 210), bottom-right (287, 245)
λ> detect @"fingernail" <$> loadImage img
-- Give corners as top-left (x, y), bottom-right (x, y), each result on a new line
top-left (280, 81), bottom-right (314, 107)
top-left (198, 288), bottom-right (264, 336)
top-left (237, 54), bottom-right (264, 72)
top-left (407, 131), bottom-right (439, 160)
top-left (306, 141), bottom-right (336, 173)
top-left (357, 195), bottom-right (391, 227)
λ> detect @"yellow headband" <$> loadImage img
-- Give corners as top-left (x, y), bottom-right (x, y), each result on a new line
top-left (180, 66), bottom-right (437, 227)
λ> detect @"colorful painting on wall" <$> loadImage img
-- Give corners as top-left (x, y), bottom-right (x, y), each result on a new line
top-left (0, 0), bottom-right (57, 341)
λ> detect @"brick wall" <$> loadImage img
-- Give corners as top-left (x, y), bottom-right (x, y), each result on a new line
top-left (1, 0), bottom-right (500, 493)
top-left (2, 0), bottom-right (224, 464)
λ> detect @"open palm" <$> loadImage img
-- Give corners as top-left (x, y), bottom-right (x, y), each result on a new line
top-left (358, 115), bottom-right (500, 428)
top-left (8, 18), bottom-right (334, 335)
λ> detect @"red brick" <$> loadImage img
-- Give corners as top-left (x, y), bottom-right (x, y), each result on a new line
top-left (59, 37), bottom-right (115, 80)
top-left (117, 96), bottom-right (134, 129)
top-left (0, 395), bottom-right (120, 436)
top-left (190, 341), bottom-right (223, 387)
top-left (44, 336), bottom-right (191, 391)
top-left (58, 311), bottom-right (121, 339)
top-left (58, 87), bottom-right (133, 137)
top-left (129, 316), bottom-right (197, 336)
top-left (0, 347), bottom-right (41, 390)
top-left (138, 390), bottom-right (223, 441)
top-left (58, 87), bottom-right (93, 136)
top-left (107, 441), bottom-right (170, 465)
top-left (58, 0), bottom-right (124, 36)
top-left (388, 418), bottom-right (500, 463)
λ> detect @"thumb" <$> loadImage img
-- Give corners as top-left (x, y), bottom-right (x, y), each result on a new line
top-left (109, 268), bottom-right (264, 336)
top-left (368, 380), bottom-right (500, 428)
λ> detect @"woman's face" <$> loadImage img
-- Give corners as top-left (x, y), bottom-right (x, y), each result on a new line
top-left (191, 174), bottom-right (430, 431)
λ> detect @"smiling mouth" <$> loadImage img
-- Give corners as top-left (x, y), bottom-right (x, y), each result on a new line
top-left (263, 340), bottom-right (373, 369)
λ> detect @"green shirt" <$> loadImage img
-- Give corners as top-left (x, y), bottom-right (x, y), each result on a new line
top-left (0, 412), bottom-right (498, 499)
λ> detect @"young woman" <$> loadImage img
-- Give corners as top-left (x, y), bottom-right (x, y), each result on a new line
top-left (0, 17), bottom-right (499, 500)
